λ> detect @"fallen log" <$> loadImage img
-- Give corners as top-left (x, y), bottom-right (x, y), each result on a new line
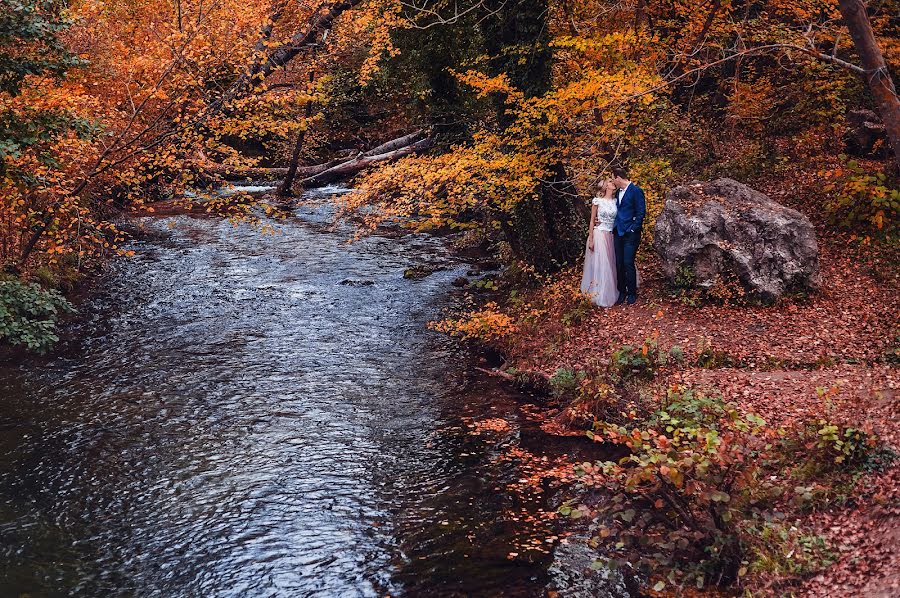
top-left (208, 160), bottom-right (341, 182)
top-left (300, 137), bottom-right (432, 187)
top-left (201, 130), bottom-right (424, 183)
top-left (201, 155), bottom-right (348, 182)
top-left (362, 129), bottom-right (424, 157)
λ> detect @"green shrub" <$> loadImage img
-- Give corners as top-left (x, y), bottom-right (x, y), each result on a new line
top-left (577, 388), bottom-right (768, 588)
top-left (548, 367), bottom-right (585, 398)
top-left (609, 337), bottom-right (670, 382)
top-left (808, 421), bottom-right (874, 467)
top-left (695, 338), bottom-right (737, 369)
top-left (0, 280), bottom-right (74, 353)
top-left (566, 383), bottom-right (882, 591)
top-left (822, 157), bottom-right (898, 230)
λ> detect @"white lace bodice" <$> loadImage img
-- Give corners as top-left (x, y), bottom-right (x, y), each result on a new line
top-left (591, 196), bottom-right (618, 232)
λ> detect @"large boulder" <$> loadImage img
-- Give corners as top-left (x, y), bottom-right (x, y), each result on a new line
top-left (654, 178), bottom-right (820, 301)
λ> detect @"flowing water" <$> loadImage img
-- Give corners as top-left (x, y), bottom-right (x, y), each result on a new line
top-left (0, 187), bottom-right (622, 597)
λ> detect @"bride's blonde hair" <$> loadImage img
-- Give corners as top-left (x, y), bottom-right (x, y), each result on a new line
top-left (596, 178), bottom-right (615, 197)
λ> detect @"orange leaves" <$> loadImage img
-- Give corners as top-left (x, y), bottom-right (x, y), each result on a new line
top-left (452, 70), bottom-right (525, 103)
top-left (430, 302), bottom-right (517, 342)
top-left (343, 131), bottom-right (550, 236)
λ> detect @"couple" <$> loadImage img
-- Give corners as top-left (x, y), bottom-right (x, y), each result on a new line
top-left (580, 167), bottom-right (645, 307)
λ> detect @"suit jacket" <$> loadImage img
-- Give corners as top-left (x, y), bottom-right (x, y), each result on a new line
top-left (613, 183), bottom-right (646, 236)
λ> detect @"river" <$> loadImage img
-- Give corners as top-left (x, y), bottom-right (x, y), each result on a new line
top-left (0, 186), bottom-right (623, 597)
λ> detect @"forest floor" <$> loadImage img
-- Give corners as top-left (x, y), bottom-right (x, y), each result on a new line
top-left (474, 232), bottom-right (898, 596)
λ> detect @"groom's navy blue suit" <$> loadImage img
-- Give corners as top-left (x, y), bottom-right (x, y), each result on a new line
top-left (613, 183), bottom-right (646, 302)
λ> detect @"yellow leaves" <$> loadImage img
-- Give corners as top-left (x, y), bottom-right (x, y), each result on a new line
top-left (430, 302), bottom-right (517, 341)
top-left (453, 70), bottom-right (525, 104)
top-left (342, 132), bottom-right (551, 236)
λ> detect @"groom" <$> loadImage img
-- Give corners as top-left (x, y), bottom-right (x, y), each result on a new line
top-left (611, 166), bottom-right (646, 305)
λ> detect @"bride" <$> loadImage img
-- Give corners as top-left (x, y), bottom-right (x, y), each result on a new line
top-left (580, 180), bottom-right (620, 307)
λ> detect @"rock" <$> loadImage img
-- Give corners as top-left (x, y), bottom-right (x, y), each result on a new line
top-left (340, 279), bottom-right (374, 287)
top-left (403, 264), bottom-right (446, 280)
top-left (845, 109), bottom-right (888, 157)
top-left (546, 536), bottom-right (631, 598)
top-left (451, 276), bottom-right (469, 288)
top-left (654, 178), bottom-right (820, 301)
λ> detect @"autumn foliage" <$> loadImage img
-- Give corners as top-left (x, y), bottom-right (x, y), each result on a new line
top-left (1, 1), bottom-right (898, 592)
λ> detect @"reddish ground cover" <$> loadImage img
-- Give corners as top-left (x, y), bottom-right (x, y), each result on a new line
top-left (493, 234), bottom-right (898, 596)
top-left (507, 242), bottom-right (897, 374)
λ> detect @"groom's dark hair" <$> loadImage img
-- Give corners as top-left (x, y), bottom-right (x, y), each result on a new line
top-left (611, 165), bottom-right (629, 179)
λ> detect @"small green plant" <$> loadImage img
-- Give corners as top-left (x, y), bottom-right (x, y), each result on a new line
top-left (0, 280), bottom-right (75, 353)
top-left (472, 277), bottom-right (499, 290)
top-left (561, 293), bottom-right (594, 327)
top-left (695, 337), bottom-right (736, 369)
top-left (671, 262), bottom-right (702, 306)
top-left (745, 520), bottom-right (834, 578)
top-left (674, 262), bottom-right (696, 288)
top-left (548, 367), bottom-right (586, 399)
top-left (609, 337), bottom-right (669, 382)
top-left (799, 420), bottom-right (876, 468)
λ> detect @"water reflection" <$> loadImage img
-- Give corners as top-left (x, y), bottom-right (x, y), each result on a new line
top-left (0, 189), bottom-right (555, 597)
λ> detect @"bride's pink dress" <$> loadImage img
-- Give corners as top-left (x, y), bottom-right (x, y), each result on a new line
top-left (580, 197), bottom-right (619, 307)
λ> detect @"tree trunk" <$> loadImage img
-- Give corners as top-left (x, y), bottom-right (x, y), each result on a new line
top-left (278, 53), bottom-right (319, 196)
top-left (517, 164), bottom-right (587, 272)
top-left (838, 0), bottom-right (900, 171)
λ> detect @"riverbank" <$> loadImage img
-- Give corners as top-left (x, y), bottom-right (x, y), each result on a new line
top-left (435, 231), bottom-right (898, 596)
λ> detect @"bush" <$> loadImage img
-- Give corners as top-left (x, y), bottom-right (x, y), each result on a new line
top-left (822, 157), bottom-right (898, 231)
top-left (0, 280), bottom-right (75, 353)
top-left (561, 292), bottom-right (594, 327)
top-left (578, 388), bottom-right (768, 589)
top-left (806, 421), bottom-right (875, 467)
top-left (567, 383), bottom-right (884, 591)
top-left (778, 418), bottom-right (878, 489)
top-left (549, 367), bottom-right (586, 399)
top-left (609, 336), bottom-right (675, 382)
top-left (744, 520), bottom-right (834, 579)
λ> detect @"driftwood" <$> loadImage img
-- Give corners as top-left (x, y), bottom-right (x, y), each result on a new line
top-left (474, 367), bottom-right (517, 381)
top-left (199, 131), bottom-right (428, 186)
top-left (362, 129), bottom-right (424, 157)
top-left (299, 137), bottom-right (432, 187)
